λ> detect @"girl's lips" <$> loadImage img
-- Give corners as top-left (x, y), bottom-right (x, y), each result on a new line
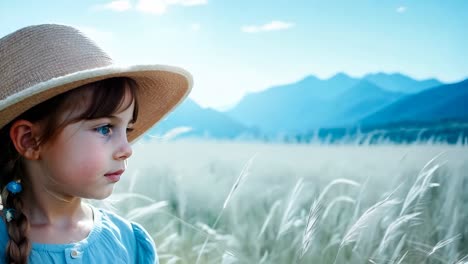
top-left (105, 170), bottom-right (124, 182)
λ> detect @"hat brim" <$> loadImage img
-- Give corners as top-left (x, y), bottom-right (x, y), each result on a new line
top-left (0, 64), bottom-right (193, 142)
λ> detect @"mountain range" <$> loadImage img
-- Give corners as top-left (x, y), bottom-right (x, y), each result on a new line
top-left (148, 98), bottom-right (253, 139)
top-left (362, 72), bottom-right (441, 93)
top-left (151, 72), bottom-right (468, 140)
top-left (362, 78), bottom-right (468, 125)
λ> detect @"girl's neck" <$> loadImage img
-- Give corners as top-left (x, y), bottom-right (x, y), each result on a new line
top-left (22, 189), bottom-right (94, 244)
top-left (22, 184), bottom-right (89, 226)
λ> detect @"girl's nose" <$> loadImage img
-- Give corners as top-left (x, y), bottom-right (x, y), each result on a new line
top-left (114, 137), bottom-right (133, 161)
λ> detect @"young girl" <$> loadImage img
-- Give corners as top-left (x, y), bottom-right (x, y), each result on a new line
top-left (0, 24), bottom-right (192, 263)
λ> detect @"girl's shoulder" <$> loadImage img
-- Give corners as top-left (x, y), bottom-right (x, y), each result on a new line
top-left (94, 206), bottom-right (158, 263)
top-left (97, 206), bottom-right (152, 240)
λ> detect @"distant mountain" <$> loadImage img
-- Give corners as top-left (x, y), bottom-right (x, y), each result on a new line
top-left (327, 80), bottom-right (404, 126)
top-left (226, 73), bottom-right (360, 133)
top-left (226, 74), bottom-right (407, 133)
top-left (149, 99), bottom-right (251, 139)
top-left (148, 73), bottom-right (463, 141)
top-left (361, 79), bottom-right (468, 125)
top-left (364, 72), bottom-right (442, 93)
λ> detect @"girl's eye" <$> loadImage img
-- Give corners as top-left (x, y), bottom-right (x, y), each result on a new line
top-left (126, 127), bottom-right (134, 134)
top-left (96, 125), bottom-right (113, 136)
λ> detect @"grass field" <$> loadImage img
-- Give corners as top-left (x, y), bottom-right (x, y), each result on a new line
top-left (107, 140), bottom-right (468, 264)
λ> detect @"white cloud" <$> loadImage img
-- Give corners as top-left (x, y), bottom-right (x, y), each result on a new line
top-left (242, 21), bottom-right (294, 33)
top-left (136, 0), bottom-right (167, 14)
top-left (136, 0), bottom-right (207, 15)
top-left (94, 0), bottom-right (207, 15)
top-left (95, 0), bottom-right (132, 12)
top-left (166, 0), bottom-right (208, 6)
top-left (396, 6), bottom-right (407, 13)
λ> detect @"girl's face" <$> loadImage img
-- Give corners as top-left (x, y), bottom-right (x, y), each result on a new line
top-left (33, 89), bottom-right (135, 200)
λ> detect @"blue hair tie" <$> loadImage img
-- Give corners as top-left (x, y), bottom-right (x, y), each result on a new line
top-left (6, 181), bottom-right (22, 194)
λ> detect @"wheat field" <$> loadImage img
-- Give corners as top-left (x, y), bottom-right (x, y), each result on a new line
top-left (104, 140), bottom-right (468, 264)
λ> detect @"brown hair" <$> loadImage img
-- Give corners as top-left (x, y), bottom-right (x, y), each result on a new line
top-left (0, 77), bottom-right (139, 263)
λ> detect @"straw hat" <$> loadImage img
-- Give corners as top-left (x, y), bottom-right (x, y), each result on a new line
top-left (0, 24), bottom-right (192, 142)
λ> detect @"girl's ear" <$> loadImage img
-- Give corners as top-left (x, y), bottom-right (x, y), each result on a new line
top-left (9, 120), bottom-right (42, 160)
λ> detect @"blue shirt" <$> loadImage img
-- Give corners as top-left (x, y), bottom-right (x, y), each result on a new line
top-left (0, 206), bottom-right (158, 263)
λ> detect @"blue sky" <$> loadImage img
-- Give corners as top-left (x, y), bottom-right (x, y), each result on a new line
top-left (1, 0), bottom-right (467, 110)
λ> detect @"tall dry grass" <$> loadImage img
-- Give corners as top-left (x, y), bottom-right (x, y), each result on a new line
top-left (105, 140), bottom-right (468, 263)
